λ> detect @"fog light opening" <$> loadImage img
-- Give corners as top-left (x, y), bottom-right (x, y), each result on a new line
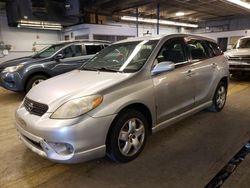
top-left (48, 142), bottom-right (74, 155)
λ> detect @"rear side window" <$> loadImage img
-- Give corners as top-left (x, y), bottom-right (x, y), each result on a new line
top-left (187, 40), bottom-right (210, 61)
top-left (85, 45), bottom-right (102, 55)
top-left (207, 41), bottom-right (223, 56)
top-left (61, 45), bottom-right (83, 58)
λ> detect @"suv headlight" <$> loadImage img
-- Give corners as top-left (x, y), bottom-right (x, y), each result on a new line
top-left (51, 95), bottom-right (103, 119)
top-left (2, 64), bottom-right (24, 73)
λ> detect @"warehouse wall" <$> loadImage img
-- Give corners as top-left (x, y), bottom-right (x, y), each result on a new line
top-left (62, 23), bottom-right (137, 41)
top-left (198, 16), bottom-right (250, 32)
top-left (198, 30), bottom-right (250, 41)
top-left (138, 23), bottom-right (179, 36)
top-left (62, 22), bottom-right (179, 42)
top-left (0, 14), bottom-right (61, 63)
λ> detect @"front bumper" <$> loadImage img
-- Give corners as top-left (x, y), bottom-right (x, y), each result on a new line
top-left (0, 72), bottom-right (24, 91)
top-left (15, 107), bottom-right (116, 163)
top-left (228, 60), bottom-right (250, 72)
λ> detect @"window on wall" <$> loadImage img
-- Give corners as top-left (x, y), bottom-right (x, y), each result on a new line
top-left (64, 35), bottom-right (70, 41)
top-left (94, 35), bottom-right (116, 42)
top-left (93, 35), bottom-right (133, 43)
top-left (117, 36), bottom-right (131, 41)
top-left (75, 35), bottom-right (89, 40)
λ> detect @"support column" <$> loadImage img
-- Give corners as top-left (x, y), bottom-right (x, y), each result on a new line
top-left (157, 3), bottom-right (160, 35)
top-left (136, 7), bottom-right (139, 37)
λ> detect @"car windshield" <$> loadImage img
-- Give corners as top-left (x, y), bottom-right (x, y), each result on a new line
top-left (32, 44), bottom-right (66, 58)
top-left (82, 40), bottom-right (158, 73)
top-left (233, 38), bottom-right (250, 49)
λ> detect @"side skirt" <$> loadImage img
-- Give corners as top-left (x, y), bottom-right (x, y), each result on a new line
top-left (152, 101), bottom-right (212, 133)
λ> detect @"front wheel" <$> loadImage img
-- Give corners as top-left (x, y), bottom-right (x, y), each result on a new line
top-left (25, 75), bottom-right (48, 93)
top-left (106, 109), bottom-right (148, 163)
top-left (208, 81), bottom-right (227, 112)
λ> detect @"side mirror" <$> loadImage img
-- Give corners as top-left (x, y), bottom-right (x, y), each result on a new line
top-left (55, 53), bottom-right (64, 61)
top-left (152, 61), bottom-right (175, 75)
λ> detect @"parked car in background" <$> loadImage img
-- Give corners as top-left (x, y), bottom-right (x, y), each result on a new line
top-left (225, 36), bottom-right (250, 77)
top-left (15, 34), bottom-right (229, 163)
top-left (0, 40), bottom-right (110, 92)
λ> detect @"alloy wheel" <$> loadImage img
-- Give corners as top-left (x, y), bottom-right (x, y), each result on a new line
top-left (118, 118), bottom-right (145, 157)
top-left (216, 85), bottom-right (226, 109)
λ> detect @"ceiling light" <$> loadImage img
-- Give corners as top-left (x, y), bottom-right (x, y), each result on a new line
top-left (121, 16), bottom-right (198, 28)
top-left (17, 20), bottom-right (62, 30)
top-left (224, 0), bottom-right (250, 10)
top-left (176, 12), bottom-right (185, 17)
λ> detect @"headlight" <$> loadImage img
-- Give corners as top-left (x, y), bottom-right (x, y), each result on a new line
top-left (50, 95), bottom-right (103, 119)
top-left (2, 64), bottom-right (24, 73)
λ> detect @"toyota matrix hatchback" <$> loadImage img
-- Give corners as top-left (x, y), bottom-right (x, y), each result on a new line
top-left (0, 40), bottom-right (110, 92)
top-left (15, 34), bottom-right (229, 163)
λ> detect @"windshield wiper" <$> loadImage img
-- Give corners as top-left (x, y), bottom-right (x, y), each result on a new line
top-left (97, 67), bottom-right (123, 73)
top-left (81, 66), bottom-right (98, 71)
top-left (81, 66), bottom-right (123, 73)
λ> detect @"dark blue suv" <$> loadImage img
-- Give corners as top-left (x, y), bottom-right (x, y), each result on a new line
top-left (0, 40), bottom-right (110, 92)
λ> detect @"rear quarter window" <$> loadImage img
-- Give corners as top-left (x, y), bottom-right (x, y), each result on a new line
top-left (207, 41), bottom-right (223, 57)
top-left (85, 45), bottom-right (103, 55)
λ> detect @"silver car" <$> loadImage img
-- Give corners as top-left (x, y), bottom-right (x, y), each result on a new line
top-left (15, 34), bottom-right (229, 163)
top-left (225, 36), bottom-right (250, 77)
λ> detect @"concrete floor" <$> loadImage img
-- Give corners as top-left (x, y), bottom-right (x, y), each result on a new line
top-left (0, 80), bottom-right (250, 188)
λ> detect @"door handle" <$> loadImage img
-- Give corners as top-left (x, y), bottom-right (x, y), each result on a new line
top-left (186, 70), bottom-right (193, 77)
top-left (212, 63), bottom-right (217, 68)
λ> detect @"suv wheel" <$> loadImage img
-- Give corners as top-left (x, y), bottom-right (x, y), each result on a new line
top-left (25, 75), bottom-right (48, 93)
top-left (107, 109), bottom-right (148, 163)
top-left (208, 81), bottom-right (227, 112)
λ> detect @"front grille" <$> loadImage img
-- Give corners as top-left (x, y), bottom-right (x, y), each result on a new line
top-left (24, 97), bottom-right (48, 116)
top-left (229, 56), bottom-right (250, 62)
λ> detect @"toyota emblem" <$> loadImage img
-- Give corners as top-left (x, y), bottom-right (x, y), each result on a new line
top-left (28, 102), bottom-right (34, 111)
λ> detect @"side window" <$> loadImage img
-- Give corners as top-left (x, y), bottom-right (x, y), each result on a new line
top-left (187, 40), bottom-right (210, 61)
top-left (61, 45), bottom-right (82, 58)
top-left (71, 45), bottom-right (83, 57)
top-left (85, 45), bottom-right (102, 55)
top-left (156, 38), bottom-right (187, 66)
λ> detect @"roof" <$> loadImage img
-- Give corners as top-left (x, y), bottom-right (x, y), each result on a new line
top-left (56, 40), bottom-right (111, 45)
top-left (114, 34), bottom-right (216, 44)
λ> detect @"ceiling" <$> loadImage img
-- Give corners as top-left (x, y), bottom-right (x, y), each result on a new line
top-left (0, 0), bottom-right (250, 25)
top-left (81, 0), bottom-right (250, 23)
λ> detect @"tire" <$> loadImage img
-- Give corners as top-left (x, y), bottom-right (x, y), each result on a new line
top-left (106, 109), bottom-right (148, 163)
top-left (25, 75), bottom-right (48, 93)
top-left (207, 81), bottom-right (227, 112)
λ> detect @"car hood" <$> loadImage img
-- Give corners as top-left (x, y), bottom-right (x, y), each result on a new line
top-left (26, 70), bottom-right (132, 109)
top-left (0, 56), bottom-right (45, 68)
top-left (225, 49), bottom-right (250, 57)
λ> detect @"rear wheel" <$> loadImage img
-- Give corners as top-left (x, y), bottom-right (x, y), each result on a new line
top-left (106, 109), bottom-right (148, 163)
top-left (208, 81), bottom-right (227, 112)
top-left (25, 75), bottom-right (48, 93)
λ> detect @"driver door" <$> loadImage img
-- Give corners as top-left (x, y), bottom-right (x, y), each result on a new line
top-left (152, 37), bottom-right (195, 124)
top-left (50, 44), bottom-right (86, 75)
